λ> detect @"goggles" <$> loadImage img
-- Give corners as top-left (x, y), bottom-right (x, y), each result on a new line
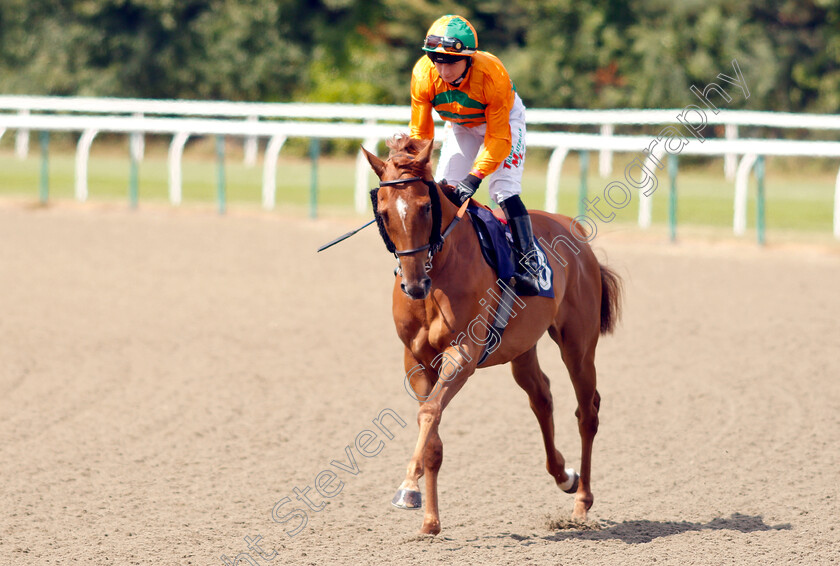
top-left (423, 35), bottom-right (470, 53)
top-left (426, 51), bottom-right (466, 65)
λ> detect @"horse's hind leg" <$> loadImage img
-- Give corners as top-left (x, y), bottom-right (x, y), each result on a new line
top-left (510, 347), bottom-right (577, 491)
top-left (549, 324), bottom-right (600, 521)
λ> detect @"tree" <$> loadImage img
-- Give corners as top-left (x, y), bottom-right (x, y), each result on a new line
top-left (0, 0), bottom-right (836, 113)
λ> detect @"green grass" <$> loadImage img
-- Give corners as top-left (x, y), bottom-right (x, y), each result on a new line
top-left (0, 143), bottom-right (836, 241)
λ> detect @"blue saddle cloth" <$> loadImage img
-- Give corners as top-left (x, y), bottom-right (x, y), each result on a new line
top-left (466, 203), bottom-right (555, 298)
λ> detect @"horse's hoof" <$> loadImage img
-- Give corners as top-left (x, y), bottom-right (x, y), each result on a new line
top-left (391, 488), bottom-right (422, 510)
top-left (559, 468), bottom-right (579, 494)
top-left (572, 503), bottom-right (589, 522)
top-left (420, 520), bottom-right (441, 535)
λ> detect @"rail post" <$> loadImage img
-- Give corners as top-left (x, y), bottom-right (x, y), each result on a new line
top-left (756, 155), bottom-right (766, 246)
top-left (577, 151), bottom-right (589, 218)
top-left (244, 115), bottom-right (258, 166)
top-left (129, 143), bottom-right (139, 209)
top-left (669, 153), bottom-right (678, 242)
top-left (262, 134), bottom-right (287, 210)
top-left (734, 153), bottom-right (758, 236)
top-left (544, 147), bottom-right (569, 214)
top-left (309, 138), bottom-right (320, 219)
top-left (16, 109), bottom-right (30, 159)
top-left (216, 135), bottom-right (226, 215)
top-left (39, 131), bottom-right (49, 204)
top-left (599, 123), bottom-right (614, 177)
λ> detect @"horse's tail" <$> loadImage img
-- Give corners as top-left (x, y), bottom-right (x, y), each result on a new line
top-left (598, 263), bottom-right (623, 335)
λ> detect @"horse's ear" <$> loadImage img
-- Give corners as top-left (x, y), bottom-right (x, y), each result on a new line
top-left (362, 145), bottom-right (386, 178)
top-left (416, 138), bottom-right (434, 167)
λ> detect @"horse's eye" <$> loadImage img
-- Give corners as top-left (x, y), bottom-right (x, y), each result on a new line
top-left (422, 203), bottom-right (432, 215)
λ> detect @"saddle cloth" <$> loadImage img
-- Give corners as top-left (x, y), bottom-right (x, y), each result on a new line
top-left (466, 203), bottom-right (555, 298)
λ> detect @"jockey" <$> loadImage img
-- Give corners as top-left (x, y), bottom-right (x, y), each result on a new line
top-left (409, 14), bottom-right (540, 296)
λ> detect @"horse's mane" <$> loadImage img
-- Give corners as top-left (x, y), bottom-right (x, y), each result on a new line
top-left (370, 135), bottom-right (443, 255)
top-left (386, 135), bottom-right (431, 179)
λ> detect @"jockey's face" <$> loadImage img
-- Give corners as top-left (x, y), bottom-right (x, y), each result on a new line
top-left (433, 57), bottom-right (468, 85)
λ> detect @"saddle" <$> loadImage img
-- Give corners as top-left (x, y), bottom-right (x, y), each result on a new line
top-left (466, 201), bottom-right (555, 299)
top-left (466, 202), bottom-right (516, 282)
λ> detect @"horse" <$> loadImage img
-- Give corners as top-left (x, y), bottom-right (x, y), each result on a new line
top-left (362, 135), bottom-right (622, 535)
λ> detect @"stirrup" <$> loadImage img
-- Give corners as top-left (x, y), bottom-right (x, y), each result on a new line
top-left (513, 260), bottom-right (541, 296)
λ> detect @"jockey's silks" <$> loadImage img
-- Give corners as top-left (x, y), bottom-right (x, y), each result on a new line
top-left (410, 51), bottom-right (516, 179)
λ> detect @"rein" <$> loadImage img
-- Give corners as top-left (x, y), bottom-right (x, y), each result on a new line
top-left (371, 177), bottom-right (470, 267)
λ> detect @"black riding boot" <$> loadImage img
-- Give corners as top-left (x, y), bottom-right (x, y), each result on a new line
top-left (499, 195), bottom-right (541, 296)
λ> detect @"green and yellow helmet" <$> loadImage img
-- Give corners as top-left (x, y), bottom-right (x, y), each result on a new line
top-left (422, 15), bottom-right (478, 56)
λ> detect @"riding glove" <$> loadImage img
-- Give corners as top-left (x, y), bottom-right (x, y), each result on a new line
top-left (454, 174), bottom-right (482, 204)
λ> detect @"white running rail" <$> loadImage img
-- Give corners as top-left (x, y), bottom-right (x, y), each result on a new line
top-left (1, 108), bottom-right (838, 239)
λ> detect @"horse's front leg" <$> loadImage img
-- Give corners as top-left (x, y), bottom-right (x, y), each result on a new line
top-left (393, 345), bottom-right (474, 534)
top-left (393, 349), bottom-right (436, 505)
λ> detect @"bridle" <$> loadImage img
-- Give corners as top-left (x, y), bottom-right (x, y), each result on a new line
top-left (371, 176), bottom-right (469, 272)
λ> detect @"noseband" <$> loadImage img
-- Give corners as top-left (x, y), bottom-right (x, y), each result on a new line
top-left (370, 176), bottom-right (467, 270)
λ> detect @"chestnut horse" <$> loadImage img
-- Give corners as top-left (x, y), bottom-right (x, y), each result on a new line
top-left (363, 135), bottom-right (621, 535)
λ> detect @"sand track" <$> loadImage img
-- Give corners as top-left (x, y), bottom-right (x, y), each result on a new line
top-left (1, 202), bottom-right (838, 565)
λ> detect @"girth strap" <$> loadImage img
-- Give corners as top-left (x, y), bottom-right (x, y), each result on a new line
top-left (476, 278), bottom-right (519, 366)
